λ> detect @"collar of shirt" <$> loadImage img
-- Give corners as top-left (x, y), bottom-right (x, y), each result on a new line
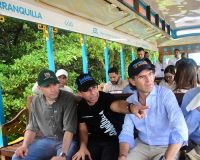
top-left (127, 85), bottom-right (157, 108)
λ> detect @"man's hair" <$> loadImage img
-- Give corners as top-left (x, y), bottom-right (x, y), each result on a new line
top-left (174, 48), bottom-right (180, 52)
top-left (108, 67), bottom-right (118, 74)
top-left (137, 47), bottom-right (144, 52)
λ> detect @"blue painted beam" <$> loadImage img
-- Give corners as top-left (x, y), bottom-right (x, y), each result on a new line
top-left (153, 52), bottom-right (157, 64)
top-left (132, 48), bottom-right (135, 61)
top-left (120, 46), bottom-right (125, 80)
top-left (0, 83), bottom-right (8, 147)
top-left (81, 35), bottom-right (88, 74)
top-left (104, 40), bottom-right (109, 82)
top-left (46, 26), bottom-right (55, 72)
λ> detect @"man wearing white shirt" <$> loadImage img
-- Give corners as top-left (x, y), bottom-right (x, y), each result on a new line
top-left (168, 49), bottom-right (181, 66)
top-left (155, 53), bottom-right (167, 78)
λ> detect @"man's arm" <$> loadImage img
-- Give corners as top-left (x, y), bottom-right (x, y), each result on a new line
top-left (118, 142), bottom-right (130, 160)
top-left (164, 144), bottom-right (182, 160)
top-left (164, 90), bottom-right (188, 159)
top-left (110, 100), bottom-right (148, 118)
top-left (72, 123), bottom-right (92, 160)
top-left (61, 131), bottom-right (74, 155)
top-left (15, 130), bottom-right (36, 157)
top-left (51, 131), bottom-right (74, 160)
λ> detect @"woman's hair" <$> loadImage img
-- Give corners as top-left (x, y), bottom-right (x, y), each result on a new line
top-left (164, 65), bottom-right (176, 75)
top-left (174, 62), bottom-right (197, 90)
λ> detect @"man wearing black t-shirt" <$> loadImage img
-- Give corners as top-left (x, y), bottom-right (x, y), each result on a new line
top-left (72, 73), bottom-right (147, 160)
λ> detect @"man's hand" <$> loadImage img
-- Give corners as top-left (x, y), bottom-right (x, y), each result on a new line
top-left (130, 104), bottom-right (148, 118)
top-left (15, 146), bottom-right (28, 158)
top-left (72, 146), bottom-right (92, 160)
top-left (51, 156), bottom-right (65, 160)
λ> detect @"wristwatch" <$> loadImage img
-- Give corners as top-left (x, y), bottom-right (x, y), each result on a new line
top-left (59, 152), bottom-right (66, 157)
top-left (127, 103), bottom-right (134, 113)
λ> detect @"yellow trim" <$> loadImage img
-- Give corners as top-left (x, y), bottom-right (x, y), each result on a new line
top-left (8, 137), bottom-right (24, 145)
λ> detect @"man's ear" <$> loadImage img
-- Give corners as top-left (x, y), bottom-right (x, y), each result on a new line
top-left (129, 78), bottom-right (136, 86)
top-left (77, 91), bottom-right (83, 97)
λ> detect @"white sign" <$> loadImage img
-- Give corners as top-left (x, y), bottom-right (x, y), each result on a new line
top-left (0, 0), bottom-right (157, 51)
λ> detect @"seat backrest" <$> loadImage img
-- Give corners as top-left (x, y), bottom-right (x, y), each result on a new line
top-left (112, 93), bottom-right (184, 106)
top-left (26, 95), bottom-right (34, 123)
top-left (2, 109), bottom-right (27, 136)
top-left (2, 96), bottom-right (34, 136)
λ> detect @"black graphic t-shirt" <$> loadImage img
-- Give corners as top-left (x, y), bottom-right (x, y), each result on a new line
top-left (77, 91), bottom-right (124, 142)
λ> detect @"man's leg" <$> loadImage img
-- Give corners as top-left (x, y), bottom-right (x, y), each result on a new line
top-left (12, 138), bottom-right (57, 160)
top-left (56, 140), bottom-right (79, 160)
top-left (127, 139), bottom-right (150, 160)
top-left (101, 141), bottom-right (119, 160)
top-left (87, 140), bottom-right (101, 160)
top-left (151, 145), bottom-right (179, 160)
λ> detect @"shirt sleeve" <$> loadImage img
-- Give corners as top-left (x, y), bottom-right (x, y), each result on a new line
top-left (63, 94), bottom-right (77, 134)
top-left (185, 109), bottom-right (200, 136)
top-left (181, 91), bottom-right (195, 116)
top-left (119, 114), bottom-right (135, 148)
top-left (77, 102), bottom-right (85, 123)
top-left (26, 100), bottom-right (40, 132)
top-left (163, 90), bottom-right (188, 145)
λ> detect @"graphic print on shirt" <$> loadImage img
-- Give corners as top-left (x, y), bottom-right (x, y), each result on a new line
top-left (99, 110), bottom-right (117, 136)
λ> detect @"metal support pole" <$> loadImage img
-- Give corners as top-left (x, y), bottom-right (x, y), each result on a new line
top-left (132, 48), bottom-right (135, 61)
top-left (80, 35), bottom-right (88, 73)
top-left (0, 16), bottom-right (8, 147)
top-left (154, 52), bottom-right (157, 64)
top-left (46, 26), bottom-right (55, 72)
top-left (120, 46), bottom-right (125, 80)
top-left (0, 83), bottom-right (7, 147)
top-left (104, 40), bottom-right (109, 82)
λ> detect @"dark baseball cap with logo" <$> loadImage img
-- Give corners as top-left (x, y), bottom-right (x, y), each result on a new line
top-left (37, 69), bottom-right (59, 87)
top-left (76, 73), bottom-right (97, 92)
top-left (128, 58), bottom-right (155, 78)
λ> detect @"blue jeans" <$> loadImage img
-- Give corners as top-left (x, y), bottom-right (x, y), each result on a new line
top-left (12, 137), bottom-right (78, 160)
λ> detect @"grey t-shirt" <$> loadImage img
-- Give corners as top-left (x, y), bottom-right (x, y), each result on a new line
top-left (26, 90), bottom-right (77, 140)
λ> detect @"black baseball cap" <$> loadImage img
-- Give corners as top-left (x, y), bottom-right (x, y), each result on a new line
top-left (128, 58), bottom-right (155, 77)
top-left (76, 73), bottom-right (97, 92)
top-left (37, 69), bottom-right (59, 87)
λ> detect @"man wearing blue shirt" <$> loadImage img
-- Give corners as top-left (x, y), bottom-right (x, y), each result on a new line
top-left (181, 87), bottom-right (200, 160)
top-left (118, 58), bottom-right (188, 160)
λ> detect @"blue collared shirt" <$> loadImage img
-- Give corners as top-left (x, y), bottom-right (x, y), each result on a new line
top-left (122, 85), bottom-right (135, 94)
top-left (181, 87), bottom-right (200, 144)
top-left (119, 85), bottom-right (188, 148)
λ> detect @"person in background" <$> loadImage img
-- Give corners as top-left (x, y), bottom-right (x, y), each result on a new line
top-left (118, 58), bottom-right (188, 160)
top-left (122, 78), bottom-right (136, 94)
top-left (176, 52), bottom-right (188, 67)
top-left (144, 51), bottom-right (150, 59)
top-left (155, 53), bottom-right (168, 78)
top-left (168, 49), bottom-right (181, 66)
top-left (159, 65), bottom-right (176, 91)
top-left (174, 59), bottom-right (198, 93)
top-left (103, 67), bottom-right (128, 93)
top-left (56, 69), bottom-right (73, 93)
top-left (137, 47), bottom-right (145, 60)
top-left (181, 87), bottom-right (200, 160)
top-left (12, 69), bottom-right (78, 160)
top-left (32, 69), bottom-right (73, 94)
